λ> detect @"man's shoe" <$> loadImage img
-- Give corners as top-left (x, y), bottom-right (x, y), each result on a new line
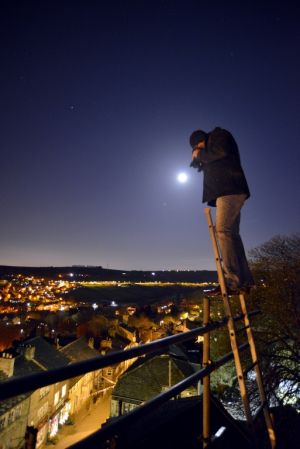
top-left (240, 284), bottom-right (257, 294)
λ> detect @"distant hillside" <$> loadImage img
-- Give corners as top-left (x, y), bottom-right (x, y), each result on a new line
top-left (68, 284), bottom-right (205, 305)
top-left (0, 265), bottom-right (217, 283)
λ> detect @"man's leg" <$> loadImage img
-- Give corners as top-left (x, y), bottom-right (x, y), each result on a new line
top-left (215, 194), bottom-right (250, 290)
top-left (235, 234), bottom-right (255, 288)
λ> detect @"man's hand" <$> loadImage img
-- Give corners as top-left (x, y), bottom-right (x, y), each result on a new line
top-left (192, 148), bottom-right (200, 160)
top-left (192, 141), bottom-right (205, 160)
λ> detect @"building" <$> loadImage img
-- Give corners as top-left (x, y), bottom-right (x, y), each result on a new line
top-left (0, 337), bottom-right (70, 447)
top-left (116, 322), bottom-right (137, 343)
top-left (0, 359), bottom-right (30, 449)
top-left (111, 353), bottom-right (198, 417)
top-left (105, 396), bottom-right (253, 449)
top-left (60, 337), bottom-right (103, 415)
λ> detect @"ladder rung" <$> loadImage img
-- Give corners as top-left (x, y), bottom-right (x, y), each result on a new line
top-left (243, 361), bottom-right (258, 377)
top-left (253, 400), bottom-right (268, 422)
top-left (236, 324), bottom-right (250, 334)
top-left (233, 310), bottom-right (260, 322)
top-left (237, 342), bottom-right (249, 353)
top-left (233, 312), bottom-right (245, 322)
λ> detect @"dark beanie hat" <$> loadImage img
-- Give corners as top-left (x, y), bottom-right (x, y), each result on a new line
top-left (189, 130), bottom-right (207, 149)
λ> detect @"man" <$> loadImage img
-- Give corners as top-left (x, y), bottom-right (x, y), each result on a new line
top-left (189, 126), bottom-right (254, 295)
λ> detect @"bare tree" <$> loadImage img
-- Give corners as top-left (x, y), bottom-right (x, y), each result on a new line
top-left (247, 234), bottom-right (300, 408)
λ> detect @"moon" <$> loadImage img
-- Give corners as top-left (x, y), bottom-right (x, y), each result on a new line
top-left (177, 172), bottom-right (188, 183)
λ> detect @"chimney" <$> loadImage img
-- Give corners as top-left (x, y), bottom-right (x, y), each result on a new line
top-left (88, 337), bottom-right (94, 349)
top-left (24, 345), bottom-right (35, 360)
top-left (0, 352), bottom-right (15, 377)
top-left (100, 338), bottom-right (112, 350)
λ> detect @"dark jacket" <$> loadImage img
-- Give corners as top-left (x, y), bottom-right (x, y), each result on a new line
top-left (198, 127), bottom-right (250, 206)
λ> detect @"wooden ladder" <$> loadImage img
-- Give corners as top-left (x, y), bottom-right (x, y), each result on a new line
top-left (204, 207), bottom-right (276, 449)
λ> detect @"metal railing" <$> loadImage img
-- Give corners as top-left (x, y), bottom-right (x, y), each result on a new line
top-left (0, 301), bottom-right (260, 448)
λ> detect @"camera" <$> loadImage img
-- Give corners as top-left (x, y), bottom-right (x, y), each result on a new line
top-left (190, 159), bottom-right (203, 172)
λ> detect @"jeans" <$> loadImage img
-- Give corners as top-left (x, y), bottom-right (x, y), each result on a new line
top-left (215, 194), bottom-right (254, 290)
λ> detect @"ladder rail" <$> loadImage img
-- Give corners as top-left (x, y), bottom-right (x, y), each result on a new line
top-left (202, 296), bottom-right (211, 448)
top-left (239, 294), bottom-right (276, 448)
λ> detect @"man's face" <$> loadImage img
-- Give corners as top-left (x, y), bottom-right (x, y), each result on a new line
top-left (192, 140), bottom-right (205, 160)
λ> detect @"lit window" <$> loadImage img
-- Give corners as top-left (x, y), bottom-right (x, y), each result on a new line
top-left (54, 391), bottom-right (59, 406)
top-left (61, 384), bottom-right (67, 397)
top-left (39, 386), bottom-right (50, 399)
top-left (37, 402), bottom-right (49, 420)
top-left (0, 417), bottom-right (7, 430)
top-left (8, 410), bottom-right (15, 424)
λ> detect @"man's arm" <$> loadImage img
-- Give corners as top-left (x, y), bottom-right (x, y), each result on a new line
top-left (197, 129), bottom-right (230, 164)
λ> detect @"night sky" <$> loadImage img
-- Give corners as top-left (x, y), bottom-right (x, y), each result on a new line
top-left (1, 1), bottom-right (299, 270)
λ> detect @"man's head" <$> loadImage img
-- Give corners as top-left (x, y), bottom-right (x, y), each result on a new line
top-left (189, 130), bottom-right (207, 171)
top-left (189, 130), bottom-right (207, 150)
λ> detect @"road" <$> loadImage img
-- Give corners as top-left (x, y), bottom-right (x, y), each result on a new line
top-left (52, 391), bottom-right (112, 449)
